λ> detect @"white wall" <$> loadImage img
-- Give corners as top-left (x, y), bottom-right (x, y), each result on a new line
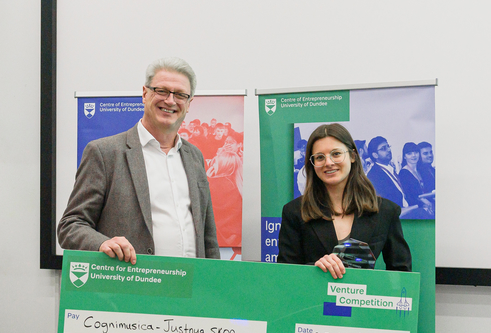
top-left (2, 1), bottom-right (491, 332)
top-left (0, 1), bottom-right (60, 331)
top-left (436, 285), bottom-right (491, 331)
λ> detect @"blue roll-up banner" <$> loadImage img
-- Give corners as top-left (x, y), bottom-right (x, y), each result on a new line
top-left (77, 93), bottom-right (245, 260)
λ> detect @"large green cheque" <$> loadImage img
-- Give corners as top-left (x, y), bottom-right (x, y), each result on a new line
top-left (59, 250), bottom-right (420, 333)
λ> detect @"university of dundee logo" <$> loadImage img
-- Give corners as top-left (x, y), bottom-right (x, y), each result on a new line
top-left (70, 262), bottom-right (90, 288)
top-left (84, 103), bottom-right (95, 119)
top-left (265, 99), bottom-right (276, 116)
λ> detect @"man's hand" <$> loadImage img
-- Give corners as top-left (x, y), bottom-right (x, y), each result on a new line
top-left (315, 253), bottom-right (346, 279)
top-left (99, 236), bottom-right (137, 265)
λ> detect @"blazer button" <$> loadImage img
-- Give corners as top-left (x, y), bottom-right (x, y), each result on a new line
top-left (147, 248), bottom-right (154, 255)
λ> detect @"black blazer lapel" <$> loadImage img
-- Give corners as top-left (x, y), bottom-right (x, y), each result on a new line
top-left (350, 214), bottom-right (377, 244)
top-left (309, 218), bottom-right (338, 254)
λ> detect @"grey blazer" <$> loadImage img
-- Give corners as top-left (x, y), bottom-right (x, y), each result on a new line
top-left (58, 124), bottom-right (220, 259)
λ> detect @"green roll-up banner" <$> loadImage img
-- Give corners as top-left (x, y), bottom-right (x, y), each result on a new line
top-left (257, 83), bottom-right (436, 333)
top-left (59, 250), bottom-right (420, 333)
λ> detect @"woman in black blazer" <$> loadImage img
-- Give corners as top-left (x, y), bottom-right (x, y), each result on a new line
top-left (277, 124), bottom-right (411, 279)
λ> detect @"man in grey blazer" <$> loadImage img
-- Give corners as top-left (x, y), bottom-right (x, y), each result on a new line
top-left (58, 57), bottom-right (220, 264)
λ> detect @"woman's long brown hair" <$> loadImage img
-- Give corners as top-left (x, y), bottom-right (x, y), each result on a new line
top-left (301, 123), bottom-right (379, 222)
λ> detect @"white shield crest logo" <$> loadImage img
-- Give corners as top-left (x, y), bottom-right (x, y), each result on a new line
top-left (70, 262), bottom-right (90, 288)
top-left (84, 103), bottom-right (95, 119)
top-left (265, 99), bottom-right (276, 116)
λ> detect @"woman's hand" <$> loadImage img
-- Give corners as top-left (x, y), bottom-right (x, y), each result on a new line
top-left (315, 254), bottom-right (346, 279)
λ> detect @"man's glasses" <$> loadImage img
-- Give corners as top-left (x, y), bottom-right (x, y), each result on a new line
top-left (377, 145), bottom-right (391, 152)
top-left (146, 86), bottom-right (191, 103)
top-left (310, 150), bottom-right (349, 167)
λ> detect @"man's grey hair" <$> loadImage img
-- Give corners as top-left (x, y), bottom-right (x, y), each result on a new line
top-left (145, 57), bottom-right (197, 97)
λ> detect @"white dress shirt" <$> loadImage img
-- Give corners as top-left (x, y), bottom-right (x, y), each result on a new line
top-left (137, 120), bottom-right (196, 257)
top-left (376, 162), bottom-right (409, 208)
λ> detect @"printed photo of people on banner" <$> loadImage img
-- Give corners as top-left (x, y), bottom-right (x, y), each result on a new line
top-left (293, 88), bottom-right (435, 220)
top-left (177, 97), bottom-right (244, 258)
top-left (76, 94), bottom-right (244, 260)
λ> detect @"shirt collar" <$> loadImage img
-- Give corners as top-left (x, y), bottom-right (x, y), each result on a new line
top-left (376, 162), bottom-right (395, 175)
top-left (137, 120), bottom-right (182, 152)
